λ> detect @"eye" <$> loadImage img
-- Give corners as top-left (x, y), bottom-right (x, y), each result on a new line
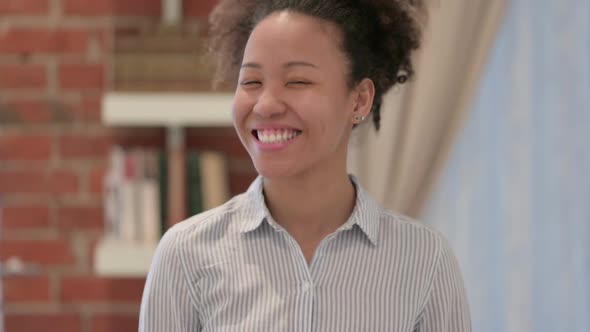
top-left (287, 81), bottom-right (312, 86)
top-left (239, 80), bottom-right (262, 90)
top-left (240, 80), bottom-right (262, 86)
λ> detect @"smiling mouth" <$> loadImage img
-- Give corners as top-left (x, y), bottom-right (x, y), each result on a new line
top-left (252, 129), bottom-right (302, 144)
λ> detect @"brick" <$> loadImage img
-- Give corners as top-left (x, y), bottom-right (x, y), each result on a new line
top-left (0, 28), bottom-right (89, 54)
top-left (52, 99), bottom-right (78, 123)
top-left (0, 0), bottom-right (49, 15)
top-left (0, 100), bottom-right (53, 124)
top-left (2, 276), bottom-right (51, 303)
top-left (77, 96), bottom-right (103, 122)
top-left (0, 239), bottom-right (75, 266)
top-left (91, 313), bottom-right (138, 332)
top-left (114, 36), bottom-right (200, 53)
top-left (64, 0), bottom-right (160, 16)
top-left (113, 0), bottom-right (161, 16)
top-left (58, 205), bottom-right (104, 230)
top-left (59, 64), bottom-right (105, 90)
top-left (60, 276), bottom-right (145, 303)
top-left (63, 0), bottom-right (111, 16)
top-left (0, 99), bottom-right (79, 124)
top-left (97, 27), bottom-right (114, 53)
top-left (184, 0), bottom-right (218, 18)
top-left (0, 134), bottom-right (52, 161)
top-left (113, 55), bottom-right (213, 86)
top-left (4, 313), bottom-right (81, 332)
top-left (78, 97), bottom-right (102, 123)
top-left (59, 133), bottom-right (112, 159)
top-left (59, 130), bottom-right (167, 159)
top-left (3, 205), bottom-right (51, 229)
top-left (0, 64), bottom-right (47, 89)
top-left (114, 26), bottom-right (142, 38)
top-left (114, 80), bottom-right (215, 92)
top-left (0, 170), bottom-right (79, 194)
top-left (89, 165), bottom-right (107, 194)
top-left (87, 236), bottom-right (100, 268)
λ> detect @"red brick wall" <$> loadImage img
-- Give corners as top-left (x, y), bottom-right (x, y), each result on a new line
top-left (0, 1), bottom-right (254, 331)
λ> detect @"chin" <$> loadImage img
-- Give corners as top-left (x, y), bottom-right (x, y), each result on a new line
top-left (251, 159), bottom-right (301, 180)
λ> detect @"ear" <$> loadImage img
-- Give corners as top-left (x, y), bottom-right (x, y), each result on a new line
top-left (352, 78), bottom-right (375, 119)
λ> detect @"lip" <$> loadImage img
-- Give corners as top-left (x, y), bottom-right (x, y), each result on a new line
top-left (250, 122), bottom-right (302, 131)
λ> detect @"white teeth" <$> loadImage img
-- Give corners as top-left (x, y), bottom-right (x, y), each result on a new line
top-left (257, 129), bottom-right (300, 144)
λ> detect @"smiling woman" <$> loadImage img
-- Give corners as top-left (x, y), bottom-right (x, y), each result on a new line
top-left (232, 11), bottom-right (373, 181)
top-left (139, 1), bottom-right (472, 331)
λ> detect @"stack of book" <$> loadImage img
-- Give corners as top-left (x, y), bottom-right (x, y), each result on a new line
top-left (103, 146), bottom-right (230, 245)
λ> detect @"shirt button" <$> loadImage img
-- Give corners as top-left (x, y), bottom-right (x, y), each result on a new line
top-left (302, 281), bottom-right (312, 292)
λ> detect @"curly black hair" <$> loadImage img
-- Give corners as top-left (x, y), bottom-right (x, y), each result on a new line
top-left (208, 0), bottom-right (425, 131)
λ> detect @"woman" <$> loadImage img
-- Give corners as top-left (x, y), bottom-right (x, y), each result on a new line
top-left (140, 1), bottom-right (471, 331)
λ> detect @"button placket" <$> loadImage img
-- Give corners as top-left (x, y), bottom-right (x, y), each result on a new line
top-left (308, 232), bottom-right (343, 332)
top-left (277, 230), bottom-right (315, 332)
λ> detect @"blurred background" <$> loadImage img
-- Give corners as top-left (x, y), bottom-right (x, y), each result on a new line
top-left (0, 0), bottom-right (588, 332)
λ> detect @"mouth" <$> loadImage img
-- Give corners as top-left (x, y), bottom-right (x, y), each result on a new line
top-left (251, 128), bottom-right (302, 144)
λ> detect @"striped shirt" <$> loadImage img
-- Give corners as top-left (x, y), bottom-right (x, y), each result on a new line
top-left (139, 175), bottom-right (471, 331)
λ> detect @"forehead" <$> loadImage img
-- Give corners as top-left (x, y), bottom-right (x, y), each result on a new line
top-left (243, 11), bottom-right (345, 64)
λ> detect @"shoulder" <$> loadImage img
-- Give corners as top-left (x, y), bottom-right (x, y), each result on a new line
top-left (377, 210), bottom-right (464, 294)
top-left (377, 209), bottom-right (451, 265)
top-left (378, 210), bottom-right (465, 288)
top-left (164, 192), bottom-right (248, 245)
top-left (154, 192), bottom-right (251, 265)
top-left (380, 209), bottom-right (446, 244)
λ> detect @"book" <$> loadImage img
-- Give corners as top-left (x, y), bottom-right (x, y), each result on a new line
top-left (199, 151), bottom-right (230, 210)
top-left (167, 143), bottom-right (186, 227)
top-left (139, 149), bottom-right (161, 245)
top-left (104, 146), bottom-right (125, 239)
top-left (103, 146), bottom-right (232, 240)
top-left (120, 149), bottom-right (138, 242)
top-left (158, 151), bottom-right (168, 237)
top-left (187, 150), bottom-right (203, 217)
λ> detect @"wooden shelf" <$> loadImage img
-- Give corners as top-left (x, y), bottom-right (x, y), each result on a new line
top-left (93, 237), bottom-right (157, 277)
top-left (96, 92), bottom-right (234, 277)
top-left (102, 92), bottom-right (234, 127)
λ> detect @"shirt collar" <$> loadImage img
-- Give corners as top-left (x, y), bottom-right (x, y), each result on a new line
top-left (238, 174), bottom-right (382, 246)
top-left (239, 175), bottom-right (270, 233)
top-left (343, 174), bottom-right (381, 245)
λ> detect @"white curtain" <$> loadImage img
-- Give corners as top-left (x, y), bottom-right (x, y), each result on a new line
top-left (423, 0), bottom-right (590, 331)
top-left (348, 0), bottom-right (508, 217)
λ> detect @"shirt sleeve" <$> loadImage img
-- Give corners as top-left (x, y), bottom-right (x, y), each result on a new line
top-left (139, 226), bottom-right (201, 331)
top-left (416, 237), bottom-right (472, 332)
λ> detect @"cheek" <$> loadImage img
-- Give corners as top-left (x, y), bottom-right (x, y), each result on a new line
top-left (303, 90), bottom-right (353, 127)
top-left (291, 89), bottom-right (334, 117)
top-left (231, 91), bottom-right (253, 129)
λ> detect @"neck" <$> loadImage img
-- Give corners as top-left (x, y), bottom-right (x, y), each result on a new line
top-left (262, 166), bottom-right (356, 239)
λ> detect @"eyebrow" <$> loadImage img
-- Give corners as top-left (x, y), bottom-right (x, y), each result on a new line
top-left (240, 61), bottom-right (319, 69)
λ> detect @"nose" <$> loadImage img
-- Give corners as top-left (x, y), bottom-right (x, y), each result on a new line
top-left (252, 87), bottom-right (286, 118)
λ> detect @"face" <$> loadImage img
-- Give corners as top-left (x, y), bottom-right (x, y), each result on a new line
top-left (232, 11), bottom-right (369, 180)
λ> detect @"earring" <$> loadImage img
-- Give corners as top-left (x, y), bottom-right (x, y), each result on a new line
top-left (354, 115), bottom-right (366, 123)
